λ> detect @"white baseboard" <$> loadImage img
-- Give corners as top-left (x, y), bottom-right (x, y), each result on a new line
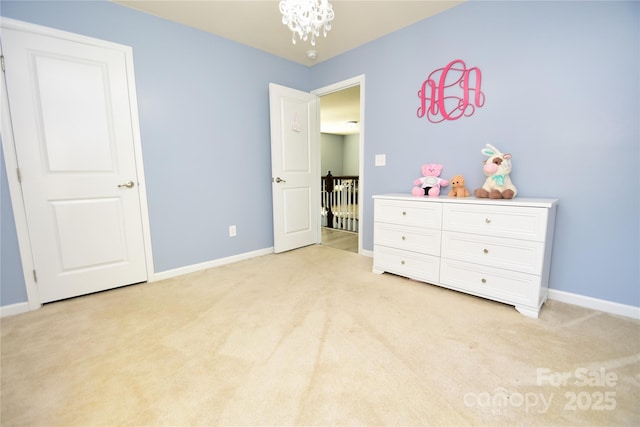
top-left (350, 250), bottom-right (639, 319)
top-left (151, 247), bottom-right (274, 282)
top-left (5, 250), bottom-right (637, 322)
top-left (1, 247), bottom-right (274, 317)
top-left (548, 289), bottom-right (640, 320)
top-left (0, 302), bottom-right (31, 318)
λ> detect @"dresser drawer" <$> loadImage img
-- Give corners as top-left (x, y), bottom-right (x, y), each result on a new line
top-left (439, 258), bottom-right (541, 307)
top-left (374, 199), bottom-right (442, 229)
top-left (372, 194), bottom-right (557, 317)
top-left (373, 245), bottom-right (440, 283)
top-left (441, 231), bottom-right (544, 275)
top-left (375, 223), bottom-right (441, 256)
top-left (442, 204), bottom-right (548, 241)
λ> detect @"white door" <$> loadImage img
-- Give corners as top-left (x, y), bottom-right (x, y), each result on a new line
top-left (268, 83), bottom-right (319, 253)
top-left (1, 25), bottom-right (148, 303)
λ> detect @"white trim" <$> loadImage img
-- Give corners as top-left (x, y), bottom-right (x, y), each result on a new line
top-left (123, 40), bottom-right (155, 283)
top-left (0, 302), bottom-right (31, 318)
top-left (362, 247), bottom-right (638, 319)
top-left (1, 21), bottom-right (42, 311)
top-left (1, 246), bottom-right (269, 315)
top-left (4, 254), bottom-right (638, 323)
top-left (1, 17), bottom-right (120, 46)
top-left (361, 248), bottom-right (373, 258)
top-left (312, 74), bottom-right (365, 255)
top-left (0, 18), bottom-right (155, 308)
top-left (151, 247), bottom-right (274, 282)
top-left (548, 289), bottom-right (640, 320)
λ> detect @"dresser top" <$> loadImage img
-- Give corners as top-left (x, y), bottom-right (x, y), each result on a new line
top-left (373, 193), bottom-right (559, 208)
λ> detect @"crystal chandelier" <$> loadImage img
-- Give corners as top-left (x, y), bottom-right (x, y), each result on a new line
top-left (279, 0), bottom-right (335, 46)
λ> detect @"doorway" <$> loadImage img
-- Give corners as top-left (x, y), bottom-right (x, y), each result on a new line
top-left (314, 77), bottom-right (363, 254)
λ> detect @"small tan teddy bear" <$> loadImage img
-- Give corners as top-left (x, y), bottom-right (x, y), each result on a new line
top-left (448, 175), bottom-right (470, 197)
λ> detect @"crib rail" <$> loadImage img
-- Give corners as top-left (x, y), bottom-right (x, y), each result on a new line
top-left (321, 172), bottom-right (359, 232)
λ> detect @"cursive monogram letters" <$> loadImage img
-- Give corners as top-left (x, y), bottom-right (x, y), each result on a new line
top-left (417, 59), bottom-right (485, 123)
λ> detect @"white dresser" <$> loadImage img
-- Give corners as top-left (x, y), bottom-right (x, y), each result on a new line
top-left (372, 194), bottom-right (558, 317)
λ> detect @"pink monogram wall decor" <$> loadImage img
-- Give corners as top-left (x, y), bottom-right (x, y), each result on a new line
top-left (417, 59), bottom-right (485, 123)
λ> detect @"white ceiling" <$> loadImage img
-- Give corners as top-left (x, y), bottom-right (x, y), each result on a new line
top-left (319, 85), bottom-right (360, 135)
top-left (112, 0), bottom-right (464, 134)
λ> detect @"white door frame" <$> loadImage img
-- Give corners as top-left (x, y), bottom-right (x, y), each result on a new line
top-left (0, 18), bottom-right (155, 310)
top-left (312, 74), bottom-right (365, 254)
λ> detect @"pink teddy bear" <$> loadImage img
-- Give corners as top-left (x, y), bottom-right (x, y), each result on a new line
top-left (411, 163), bottom-right (449, 197)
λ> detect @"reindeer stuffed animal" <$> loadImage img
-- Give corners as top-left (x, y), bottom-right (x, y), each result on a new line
top-left (474, 144), bottom-right (518, 199)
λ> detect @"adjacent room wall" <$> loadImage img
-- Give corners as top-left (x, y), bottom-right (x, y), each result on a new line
top-left (321, 133), bottom-right (359, 177)
top-left (342, 134), bottom-right (360, 176)
top-left (320, 133), bottom-right (344, 176)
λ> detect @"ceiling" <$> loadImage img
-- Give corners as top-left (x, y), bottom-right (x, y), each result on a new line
top-left (112, 0), bottom-right (464, 134)
top-left (319, 85), bottom-right (360, 135)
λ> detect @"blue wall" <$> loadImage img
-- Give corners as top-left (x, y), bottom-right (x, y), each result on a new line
top-left (1, 143), bottom-right (27, 305)
top-left (0, 0), bottom-right (309, 306)
top-left (311, 0), bottom-right (640, 307)
top-left (1, 1), bottom-right (638, 308)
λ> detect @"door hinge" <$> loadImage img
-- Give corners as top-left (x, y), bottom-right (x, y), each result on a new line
top-left (1, 55), bottom-right (5, 72)
top-left (16, 168), bottom-right (21, 183)
top-left (33, 269), bottom-right (38, 283)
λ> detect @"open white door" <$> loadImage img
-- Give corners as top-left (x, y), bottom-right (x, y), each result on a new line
top-left (269, 83), bottom-right (319, 253)
top-left (1, 21), bottom-right (150, 303)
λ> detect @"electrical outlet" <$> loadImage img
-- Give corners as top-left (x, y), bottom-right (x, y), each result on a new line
top-left (229, 225), bottom-right (237, 237)
top-left (375, 154), bottom-right (386, 166)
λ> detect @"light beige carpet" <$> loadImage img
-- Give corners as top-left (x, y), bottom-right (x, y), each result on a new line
top-left (1, 245), bottom-right (639, 426)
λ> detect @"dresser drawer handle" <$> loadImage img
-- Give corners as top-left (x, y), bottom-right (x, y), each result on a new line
top-left (483, 248), bottom-right (489, 254)
top-left (401, 260), bottom-right (405, 265)
top-left (402, 236), bottom-right (406, 240)
top-left (481, 278), bottom-right (487, 284)
top-left (485, 218), bottom-right (491, 224)
top-left (402, 211), bottom-right (407, 216)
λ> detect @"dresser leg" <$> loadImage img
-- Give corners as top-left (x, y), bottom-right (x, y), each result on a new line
top-left (515, 305), bottom-right (540, 318)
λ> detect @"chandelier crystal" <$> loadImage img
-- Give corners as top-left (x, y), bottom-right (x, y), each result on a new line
top-left (279, 0), bottom-right (335, 46)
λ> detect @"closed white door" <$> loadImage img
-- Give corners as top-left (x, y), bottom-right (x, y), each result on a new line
top-left (1, 25), bottom-right (148, 302)
top-left (268, 83), bottom-right (319, 253)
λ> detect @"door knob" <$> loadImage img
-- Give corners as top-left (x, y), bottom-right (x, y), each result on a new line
top-left (118, 181), bottom-right (135, 188)
top-left (274, 177), bottom-right (286, 183)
